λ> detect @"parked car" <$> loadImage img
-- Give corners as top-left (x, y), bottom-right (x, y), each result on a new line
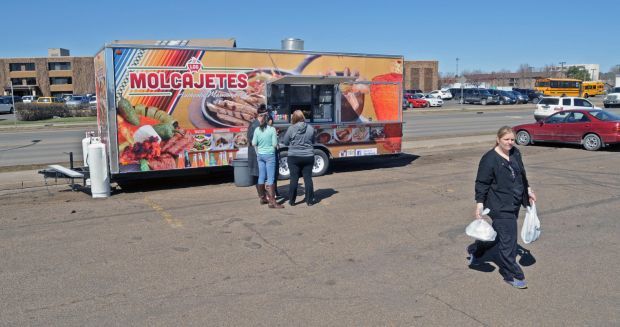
top-left (427, 90), bottom-right (452, 100)
top-left (22, 95), bottom-right (39, 103)
top-left (403, 93), bottom-right (429, 108)
top-left (89, 95), bottom-right (97, 106)
top-left (418, 94), bottom-right (443, 107)
top-left (60, 94), bottom-right (73, 102)
top-left (534, 96), bottom-right (600, 121)
top-left (511, 91), bottom-right (528, 104)
top-left (0, 97), bottom-right (15, 114)
top-left (36, 97), bottom-right (61, 104)
top-left (65, 95), bottom-right (89, 107)
top-left (459, 88), bottom-right (499, 105)
top-left (405, 89), bottom-right (423, 95)
top-left (449, 88), bottom-right (465, 101)
top-left (514, 109), bottom-right (620, 151)
top-left (513, 88), bottom-right (544, 103)
top-left (488, 89), bottom-right (516, 105)
top-left (603, 87), bottom-right (620, 108)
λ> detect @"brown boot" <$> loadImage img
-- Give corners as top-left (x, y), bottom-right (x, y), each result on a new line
top-left (256, 184), bottom-right (268, 205)
top-left (266, 185), bottom-right (284, 209)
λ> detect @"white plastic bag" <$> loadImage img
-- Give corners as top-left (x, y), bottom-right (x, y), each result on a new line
top-left (521, 203), bottom-right (541, 244)
top-left (465, 208), bottom-right (497, 241)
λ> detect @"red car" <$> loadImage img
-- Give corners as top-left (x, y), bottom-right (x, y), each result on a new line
top-left (403, 93), bottom-right (429, 109)
top-left (513, 109), bottom-right (620, 151)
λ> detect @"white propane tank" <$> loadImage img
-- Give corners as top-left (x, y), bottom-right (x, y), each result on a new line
top-left (82, 133), bottom-right (92, 167)
top-left (87, 137), bottom-right (110, 198)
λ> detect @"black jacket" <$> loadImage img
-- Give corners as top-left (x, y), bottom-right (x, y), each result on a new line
top-left (475, 147), bottom-right (531, 219)
top-left (247, 119), bottom-right (260, 177)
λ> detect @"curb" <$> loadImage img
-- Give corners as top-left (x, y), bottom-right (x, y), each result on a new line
top-left (0, 122), bottom-right (96, 132)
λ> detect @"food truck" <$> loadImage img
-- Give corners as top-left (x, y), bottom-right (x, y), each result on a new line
top-left (93, 42), bottom-right (403, 181)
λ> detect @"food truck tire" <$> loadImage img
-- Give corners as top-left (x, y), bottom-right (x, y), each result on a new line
top-left (277, 149), bottom-right (329, 180)
top-left (311, 149), bottom-right (329, 177)
top-left (277, 150), bottom-right (291, 180)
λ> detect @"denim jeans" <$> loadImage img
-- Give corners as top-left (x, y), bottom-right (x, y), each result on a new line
top-left (257, 153), bottom-right (276, 185)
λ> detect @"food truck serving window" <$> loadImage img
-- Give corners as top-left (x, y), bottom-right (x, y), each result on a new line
top-left (268, 84), bottom-right (334, 124)
top-left (267, 75), bottom-right (355, 124)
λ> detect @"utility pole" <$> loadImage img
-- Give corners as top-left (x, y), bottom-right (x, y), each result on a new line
top-left (456, 57), bottom-right (459, 78)
top-left (9, 81), bottom-right (16, 126)
top-left (559, 61), bottom-right (566, 78)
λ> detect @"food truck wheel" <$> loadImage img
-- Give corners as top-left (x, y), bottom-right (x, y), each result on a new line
top-left (277, 151), bottom-right (291, 180)
top-left (277, 149), bottom-right (329, 180)
top-left (312, 150), bottom-right (329, 177)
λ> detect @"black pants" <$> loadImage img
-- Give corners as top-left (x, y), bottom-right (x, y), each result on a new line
top-left (288, 155), bottom-right (314, 204)
top-left (472, 213), bottom-right (524, 281)
top-left (273, 150), bottom-right (279, 194)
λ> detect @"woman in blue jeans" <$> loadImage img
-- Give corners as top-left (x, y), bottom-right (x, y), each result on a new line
top-left (251, 112), bottom-right (283, 209)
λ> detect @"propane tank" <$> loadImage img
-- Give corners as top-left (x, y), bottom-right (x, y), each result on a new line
top-left (87, 137), bottom-right (110, 198)
top-left (81, 131), bottom-right (95, 167)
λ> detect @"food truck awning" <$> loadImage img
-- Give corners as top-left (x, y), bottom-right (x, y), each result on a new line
top-left (269, 75), bottom-right (357, 85)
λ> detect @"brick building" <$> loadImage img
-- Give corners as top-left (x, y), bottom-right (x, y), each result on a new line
top-left (0, 48), bottom-right (95, 98)
top-left (403, 60), bottom-right (439, 92)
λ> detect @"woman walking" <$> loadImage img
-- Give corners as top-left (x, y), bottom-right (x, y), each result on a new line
top-left (251, 110), bottom-right (283, 209)
top-left (470, 126), bottom-right (537, 289)
top-left (282, 110), bottom-right (316, 206)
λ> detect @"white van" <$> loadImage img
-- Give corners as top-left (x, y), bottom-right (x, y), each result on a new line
top-left (22, 95), bottom-right (38, 103)
top-left (0, 97), bottom-right (15, 114)
top-left (534, 97), bottom-right (600, 121)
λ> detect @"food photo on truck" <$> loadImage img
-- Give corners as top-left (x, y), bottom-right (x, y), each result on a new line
top-left (42, 41), bottom-right (405, 196)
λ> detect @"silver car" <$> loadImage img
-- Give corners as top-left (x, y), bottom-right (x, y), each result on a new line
top-left (65, 95), bottom-right (89, 107)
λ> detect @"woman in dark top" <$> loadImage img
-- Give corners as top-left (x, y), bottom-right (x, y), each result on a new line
top-left (470, 126), bottom-right (537, 289)
top-left (282, 110), bottom-right (316, 206)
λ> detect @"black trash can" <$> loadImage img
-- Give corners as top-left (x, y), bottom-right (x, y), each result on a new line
top-left (232, 159), bottom-right (253, 187)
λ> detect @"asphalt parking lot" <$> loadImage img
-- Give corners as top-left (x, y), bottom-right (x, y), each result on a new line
top-left (1, 141), bottom-right (618, 326)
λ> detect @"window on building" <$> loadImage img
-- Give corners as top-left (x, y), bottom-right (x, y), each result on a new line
top-left (50, 77), bottom-right (73, 85)
top-left (48, 62), bottom-right (72, 70)
top-left (9, 63), bottom-right (36, 71)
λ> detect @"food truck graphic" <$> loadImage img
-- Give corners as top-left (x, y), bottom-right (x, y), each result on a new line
top-left (94, 43), bottom-right (403, 180)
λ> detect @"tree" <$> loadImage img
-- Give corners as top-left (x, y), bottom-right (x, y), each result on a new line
top-left (566, 66), bottom-right (589, 81)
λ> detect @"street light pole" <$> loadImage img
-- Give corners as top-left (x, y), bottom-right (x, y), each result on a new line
top-left (559, 61), bottom-right (566, 78)
top-left (590, 68), bottom-right (596, 81)
top-left (456, 57), bottom-right (459, 78)
top-left (9, 81), bottom-right (16, 126)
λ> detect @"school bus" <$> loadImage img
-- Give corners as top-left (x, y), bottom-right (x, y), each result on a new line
top-left (534, 78), bottom-right (582, 97)
top-left (582, 81), bottom-right (605, 97)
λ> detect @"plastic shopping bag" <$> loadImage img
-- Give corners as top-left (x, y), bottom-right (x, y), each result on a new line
top-left (465, 208), bottom-right (497, 241)
top-left (521, 203), bottom-right (541, 244)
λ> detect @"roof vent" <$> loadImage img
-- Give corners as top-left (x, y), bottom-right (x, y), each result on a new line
top-left (281, 38), bottom-right (304, 51)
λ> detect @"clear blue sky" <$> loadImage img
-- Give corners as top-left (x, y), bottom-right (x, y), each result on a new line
top-left (2, 0), bottom-right (619, 74)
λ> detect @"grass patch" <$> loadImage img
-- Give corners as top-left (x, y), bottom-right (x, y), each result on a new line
top-left (0, 116), bottom-right (96, 126)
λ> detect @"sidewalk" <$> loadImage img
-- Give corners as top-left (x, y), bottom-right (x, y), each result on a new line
top-left (0, 134), bottom-right (494, 192)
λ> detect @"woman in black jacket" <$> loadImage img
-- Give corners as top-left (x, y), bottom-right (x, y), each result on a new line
top-left (470, 126), bottom-right (537, 289)
top-left (282, 110), bottom-right (316, 206)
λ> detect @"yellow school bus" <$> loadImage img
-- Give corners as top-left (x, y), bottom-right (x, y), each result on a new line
top-left (582, 81), bottom-right (605, 97)
top-left (534, 78), bottom-right (582, 97)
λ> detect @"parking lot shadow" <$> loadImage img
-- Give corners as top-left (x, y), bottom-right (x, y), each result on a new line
top-left (517, 245), bottom-right (537, 266)
top-left (329, 153), bottom-right (419, 175)
top-left (281, 186), bottom-right (338, 206)
top-left (466, 242), bottom-right (537, 273)
top-left (117, 168), bottom-right (235, 193)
